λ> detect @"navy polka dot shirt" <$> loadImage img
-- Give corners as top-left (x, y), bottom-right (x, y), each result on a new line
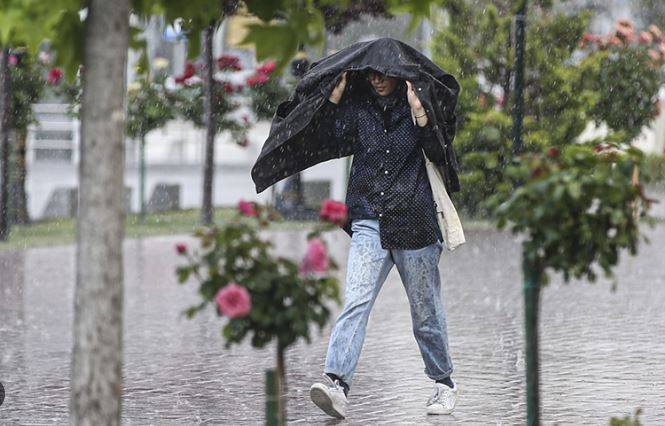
top-left (316, 83), bottom-right (446, 250)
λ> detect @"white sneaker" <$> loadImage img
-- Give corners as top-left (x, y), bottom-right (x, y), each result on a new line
top-left (426, 381), bottom-right (459, 415)
top-left (309, 374), bottom-right (348, 419)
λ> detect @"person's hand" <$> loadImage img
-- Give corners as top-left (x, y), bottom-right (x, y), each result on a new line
top-left (406, 81), bottom-right (428, 126)
top-left (329, 72), bottom-right (348, 105)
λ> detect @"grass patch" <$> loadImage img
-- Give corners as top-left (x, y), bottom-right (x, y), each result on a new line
top-left (0, 208), bottom-right (496, 252)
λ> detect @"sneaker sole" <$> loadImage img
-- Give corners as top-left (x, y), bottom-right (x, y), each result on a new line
top-left (310, 385), bottom-right (345, 419)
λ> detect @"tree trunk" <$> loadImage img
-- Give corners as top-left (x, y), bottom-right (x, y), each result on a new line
top-left (139, 135), bottom-right (146, 222)
top-left (276, 341), bottom-right (287, 425)
top-left (0, 47), bottom-right (11, 241)
top-left (523, 259), bottom-right (541, 426)
top-left (70, 1), bottom-right (129, 424)
top-left (201, 23), bottom-right (216, 225)
top-left (11, 130), bottom-right (30, 225)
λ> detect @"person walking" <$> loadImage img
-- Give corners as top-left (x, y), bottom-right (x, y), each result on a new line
top-left (307, 69), bottom-right (458, 419)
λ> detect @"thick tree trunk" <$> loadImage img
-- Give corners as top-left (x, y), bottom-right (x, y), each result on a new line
top-left (201, 23), bottom-right (216, 225)
top-left (0, 47), bottom-right (11, 241)
top-left (70, 1), bottom-right (129, 425)
top-left (11, 130), bottom-right (30, 225)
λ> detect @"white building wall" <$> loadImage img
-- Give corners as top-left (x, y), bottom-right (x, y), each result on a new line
top-left (26, 113), bottom-right (350, 220)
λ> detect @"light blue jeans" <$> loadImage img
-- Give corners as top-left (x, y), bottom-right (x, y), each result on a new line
top-left (324, 218), bottom-right (453, 388)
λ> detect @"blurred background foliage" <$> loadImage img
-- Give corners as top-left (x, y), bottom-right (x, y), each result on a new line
top-left (431, 0), bottom-right (664, 218)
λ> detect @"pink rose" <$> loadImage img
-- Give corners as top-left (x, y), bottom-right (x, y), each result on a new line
top-left (319, 199), bottom-right (348, 227)
top-left (8, 55), bottom-right (17, 66)
top-left (582, 33), bottom-right (598, 43)
top-left (639, 31), bottom-right (653, 45)
top-left (299, 238), bottom-right (329, 276)
top-left (649, 25), bottom-right (663, 42)
top-left (47, 68), bottom-right (63, 85)
top-left (648, 49), bottom-right (661, 62)
top-left (247, 73), bottom-right (269, 87)
top-left (175, 243), bottom-right (187, 254)
top-left (215, 283), bottom-right (252, 319)
top-left (216, 54), bottom-right (242, 71)
top-left (237, 200), bottom-right (258, 217)
top-left (609, 36), bottom-right (623, 47)
top-left (257, 61), bottom-right (277, 75)
top-left (175, 62), bottom-right (196, 84)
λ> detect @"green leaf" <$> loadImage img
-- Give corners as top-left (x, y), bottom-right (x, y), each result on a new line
top-left (241, 23), bottom-right (298, 75)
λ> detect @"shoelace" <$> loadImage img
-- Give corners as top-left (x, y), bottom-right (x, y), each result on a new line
top-left (323, 373), bottom-right (344, 392)
top-left (427, 385), bottom-right (453, 406)
top-left (427, 386), bottom-right (443, 406)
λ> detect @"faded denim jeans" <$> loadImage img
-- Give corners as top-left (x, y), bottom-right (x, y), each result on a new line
top-left (324, 218), bottom-right (453, 388)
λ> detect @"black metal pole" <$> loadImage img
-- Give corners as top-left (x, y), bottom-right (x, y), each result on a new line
top-left (512, 0), bottom-right (527, 156)
top-left (523, 258), bottom-right (541, 425)
top-left (265, 369), bottom-right (279, 425)
top-left (512, 2), bottom-right (539, 424)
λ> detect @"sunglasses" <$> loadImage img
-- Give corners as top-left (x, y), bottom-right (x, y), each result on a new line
top-left (365, 71), bottom-right (388, 83)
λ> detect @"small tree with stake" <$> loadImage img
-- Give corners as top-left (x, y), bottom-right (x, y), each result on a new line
top-left (175, 199), bottom-right (348, 424)
top-left (170, 59), bottom-right (249, 150)
top-left (125, 63), bottom-right (174, 222)
top-left (489, 143), bottom-right (654, 424)
top-left (7, 50), bottom-right (47, 225)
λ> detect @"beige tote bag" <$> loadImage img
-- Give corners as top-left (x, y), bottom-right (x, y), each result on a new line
top-left (421, 150), bottom-right (466, 251)
top-left (411, 111), bottom-right (466, 251)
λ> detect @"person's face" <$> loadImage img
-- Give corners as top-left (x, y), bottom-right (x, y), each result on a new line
top-left (367, 71), bottom-right (398, 96)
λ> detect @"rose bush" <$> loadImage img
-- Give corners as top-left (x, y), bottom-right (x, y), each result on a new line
top-left (169, 56), bottom-right (249, 145)
top-left (579, 20), bottom-right (665, 140)
top-left (245, 60), bottom-right (290, 121)
top-left (490, 142), bottom-right (653, 284)
top-left (175, 197), bottom-right (348, 421)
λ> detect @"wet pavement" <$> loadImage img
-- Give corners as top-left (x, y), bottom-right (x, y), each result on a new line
top-left (1, 223), bottom-right (664, 424)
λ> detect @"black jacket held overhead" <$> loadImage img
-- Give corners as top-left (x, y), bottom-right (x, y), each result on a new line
top-left (250, 38), bottom-right (461, 198)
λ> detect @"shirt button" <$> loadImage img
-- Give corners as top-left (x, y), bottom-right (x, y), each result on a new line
top-left (386, 149), bottom-right (390, 153)
top-left (380, 191), bottom-right (384, 195)
top-left (384, 170), bottom-right (389, 174)
top-left (384, 129), bottom-right (387, 133)
top-left (379, 213), bottom-right (383, 217)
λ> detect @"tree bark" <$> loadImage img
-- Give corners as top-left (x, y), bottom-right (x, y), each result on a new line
top-left (139, 135), bottom-right (146, 222)
top-left (276, 341), bottom-right (287, 425)
top-left (70, 1), bottom-right (129, 424)
top-left (201, 23), bottom-right (216, 225)
top-left (11, 130), bottom-right (29, 225)
top-left (0, 47), bottom-right (11, 241)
